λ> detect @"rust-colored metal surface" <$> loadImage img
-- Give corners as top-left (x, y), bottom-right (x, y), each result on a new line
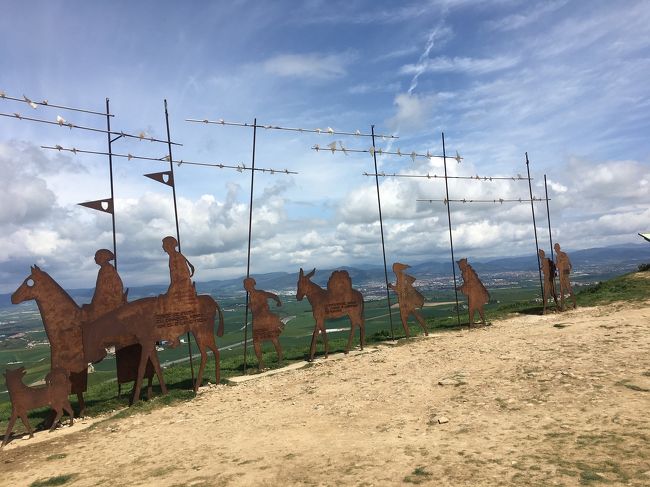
top-left (554, 243), bottom-right (576, 311)
top-left (11, 266), bottom-right (89, 415)
top-left (538, 249), bottom-right (559, 314)
top-left (456, 258), bottom-right (490, 326)
top-left (388, 262), bottom-right (428, 337)
top-left (244, 277), bottom-right (284, 370)
top-left (296, 268), bottom-right (365, 361)
top-left (81, 236), bottom-right (225, 402)
top-left (2, 367), bottom-right (73, 448)
top-left (81, 249), bottom-right (155, 399)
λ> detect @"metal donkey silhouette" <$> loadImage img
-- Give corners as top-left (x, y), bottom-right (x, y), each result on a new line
top-left (296, 268), bottom-right (365, 361)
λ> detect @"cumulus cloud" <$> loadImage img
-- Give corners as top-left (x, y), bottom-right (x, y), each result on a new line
top-left (387, 92), bottom-right (437, 131)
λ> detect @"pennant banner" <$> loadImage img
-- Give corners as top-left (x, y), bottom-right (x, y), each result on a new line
top-left (78, 198), bottom-right (113, 214)
top-left (144, 171), bottom-right (174, 187)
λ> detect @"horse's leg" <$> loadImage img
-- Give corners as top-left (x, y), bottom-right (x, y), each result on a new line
top-left (193, 335), bottom-right (207, 392)
top-left (272, 337), bottom-right (282, 363)
top-left (359, 318), bottom-right (365, 350)
top-left (49, 408), bottom-right (63, 432)
top-left (76, 392), bottom-right (86, 418)
top-left (469, 307), bottom-right (475, 328)
top-left (413, 310), bottom-right (428, 335)
top-left (131, 344), bottom-right (151, 405)
top-left (2, 414), bottom-right (17, 447)
top-left (147, 350), bottom-right (167, 395)
top-left (253, 338), bottom-right (264, 371)
top-left (63, 400), bottom-right (74, 426)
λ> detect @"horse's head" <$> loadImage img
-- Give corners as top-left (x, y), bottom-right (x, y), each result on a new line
top-left (11, 265), bottom-right (44, 304)
top-left (456, 258), bottom-right (468, 270)
top-left (296, 267), bottom-right (315, 301)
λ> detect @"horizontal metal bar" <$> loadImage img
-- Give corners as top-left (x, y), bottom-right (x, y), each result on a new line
top-left (417, 197), bottom-right (550, 204)
top-left (40, 145), bottom-right (297, 174)
top-left (186, 117), bottom-right (398, 139)
top-left (0, 111), bottom-right (182, 146)
top-left (313, 144), bottom-right (461, 161)
top-left (363, 172), bottom-right (531, 181)
top-left (0, 92), bottom-right (113, 117)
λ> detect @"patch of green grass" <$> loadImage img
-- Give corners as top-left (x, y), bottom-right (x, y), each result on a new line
top-left (29, 474), bottom-right (76, 487)
top-left (403, 466), bottom-right (432, 484)
top-left (45, 453), bottom-right (67, 461)
top-left (576, 272), bottom-right (650, 307)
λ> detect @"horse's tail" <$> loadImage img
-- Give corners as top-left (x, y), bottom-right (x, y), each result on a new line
top-left (215, 301), bottom-right (224, 337)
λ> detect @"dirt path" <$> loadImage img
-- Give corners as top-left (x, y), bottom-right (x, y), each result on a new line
top-left (2, 303), bottom-right (650, 486)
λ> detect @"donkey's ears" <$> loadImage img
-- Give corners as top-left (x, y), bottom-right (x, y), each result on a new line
top-left (299, 268), bottom-right (304, 276)
top-left (306, 268), bottom-right (316, 278)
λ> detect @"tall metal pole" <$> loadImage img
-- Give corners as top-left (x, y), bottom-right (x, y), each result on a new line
top-left (105, 98), bottom-right (118, 269)
top-left (544, 174), bottom-right (554, 262)
top-left (243, 118), bottom-right (257, 374)
top-left (371, 126), bottom-right (395, 339)
top-left (442, 133), bottom-right (462, 328)
top-left (526, 153), bottom-right (544, 297)
top-left (164, 99), bottom-right (195, 384)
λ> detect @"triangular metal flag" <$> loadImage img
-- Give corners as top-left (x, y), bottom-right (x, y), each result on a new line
top-left (79, 198), bottom-right (113, 214)
top-left (144, 171), bottom-right (174, 187)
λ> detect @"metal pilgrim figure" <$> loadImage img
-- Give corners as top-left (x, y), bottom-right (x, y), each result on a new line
top-left (388, 263), bottom-right (429, 337)
top-left (243, 277), bottom-right (285, 371)
top-left (456, 258), bottom-right (490, 327)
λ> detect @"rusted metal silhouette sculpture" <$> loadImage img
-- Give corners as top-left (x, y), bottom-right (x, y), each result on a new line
top-left (388, 263), bottom-right (428, 337)
top-left (296, 268), bottom-right (365, 361)
top-left (538, 249), bottom-right (559, 314)
top-left (243, 277), bottom-right (284, 370)
top-left (12, 267), bottom-right (89, 415)
top-left (456, 258), bottom-right (490, 326)
top-left (2, 367), bottom-right (73, 448)
top-left (554, 243), bottom-right (576, 311)
top-left (82, 236), bottom-right (224, 402)
top-left (81, 249), bottom-right (155, 399)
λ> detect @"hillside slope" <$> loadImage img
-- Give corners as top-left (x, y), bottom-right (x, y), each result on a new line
top-left (2, 293), bottom-right (650, 486)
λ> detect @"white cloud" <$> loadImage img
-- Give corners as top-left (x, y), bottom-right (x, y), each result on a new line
top-left (263, 52), bottom-right (356, 80)
top-left (400, 55), bottom-right (520, 76)
top-left (387, 92), bottom-right (436, 131)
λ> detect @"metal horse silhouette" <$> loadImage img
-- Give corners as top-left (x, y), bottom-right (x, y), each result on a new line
top-left (296, 268), bottom-right (365, 361)
top-left (12, 266), bottom-right (90, 415)
top-left (2, 367), bottom-right (73, 448)
top-left (456, 258), bottom-right (490, 326)
top-left (82, 278), bottom-right (225, 401)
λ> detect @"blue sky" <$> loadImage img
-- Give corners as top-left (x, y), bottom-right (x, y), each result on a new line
top-left (1, 0), bottom-right (649, 292)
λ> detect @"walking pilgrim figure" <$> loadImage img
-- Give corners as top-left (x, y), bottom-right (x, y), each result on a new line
top-left (554, 243), bottom-right (576, 311)
top-left (456, 258), bottom-right (490, 326)
top-left (388, 262), bottom-right (428, 337)
top-left (243, 277), bottom-right (284, 370)
top-left (538, 249), bottom-right (559, 314)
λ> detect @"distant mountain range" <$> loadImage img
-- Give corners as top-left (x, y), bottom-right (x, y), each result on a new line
top-left (2, 243), bottom-right (650, 306)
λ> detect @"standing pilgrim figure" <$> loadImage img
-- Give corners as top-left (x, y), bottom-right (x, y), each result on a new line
top-left (538, 249), bottom-right (559, 314)
top-left (389, 262), bottom-right (428, 337)
top-left (456, 258), bottom-right (490, 326)
top-left (243, 277), bottom-right (284, 371)
top-left (161, 236), bottom-right (197, 309)
top-left (554, 243), bottom-right (576, 311)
